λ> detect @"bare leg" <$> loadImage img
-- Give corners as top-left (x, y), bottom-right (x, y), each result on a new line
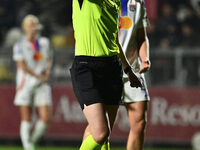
top-left (37, 105), bottom-right (52, 124)
top-left (104, 105), bottom-right (119, 132)
top-left (83, 103), bottom-right (109, 144)
top-left (125, 101), bottom-right (148, 150)
top-left (83, 125), bottom-right (91, 140)
top-left (31, 105), bottom-right (52, 145)
top-left (20, 106), bottom-right (32, 121)
top-left (83, 105), bottom-right (119, 141)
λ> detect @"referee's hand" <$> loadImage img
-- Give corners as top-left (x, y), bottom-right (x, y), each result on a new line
top-left (127, 70), bottom-right (142, 88)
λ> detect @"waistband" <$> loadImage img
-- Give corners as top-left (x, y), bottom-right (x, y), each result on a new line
top-left (74, 55), bottom-right (119, 62)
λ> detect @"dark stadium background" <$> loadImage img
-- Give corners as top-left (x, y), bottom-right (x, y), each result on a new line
top-left (0, 0), bottom-right (200, 149)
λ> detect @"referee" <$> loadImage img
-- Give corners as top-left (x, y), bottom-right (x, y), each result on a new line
top-left (70, 0), bottom-right (142, 149)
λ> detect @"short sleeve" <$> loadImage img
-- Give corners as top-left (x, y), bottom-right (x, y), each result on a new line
top-left (13, 42), bottom-right (24, 61)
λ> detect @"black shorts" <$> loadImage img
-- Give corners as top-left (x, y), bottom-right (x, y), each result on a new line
top-left (70, 55), bottom-right (123, 109)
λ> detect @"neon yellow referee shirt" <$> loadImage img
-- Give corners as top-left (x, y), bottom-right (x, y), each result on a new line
top-left (73, 0), bottom-right (121, 57)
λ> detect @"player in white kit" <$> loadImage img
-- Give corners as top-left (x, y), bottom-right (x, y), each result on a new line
top-left (13, 15), bottom-right (53, 150)
top-left (119, 0), bottom-right (150, 149)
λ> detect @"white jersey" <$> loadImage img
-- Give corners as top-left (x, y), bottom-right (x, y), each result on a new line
top-left (13, 36), bottom-right (52, 89)
top-left (13, 36), bottom-right (52, 106)
top-left (120, 0), bottom-right (150, 102)
top-left (119, 0), bottom-right (149, 73)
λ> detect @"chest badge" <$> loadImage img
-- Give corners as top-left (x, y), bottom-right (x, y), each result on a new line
top-left (30, 40), bottom-right (43, 61)
top-left (120, 16), bottom-right (133, 30)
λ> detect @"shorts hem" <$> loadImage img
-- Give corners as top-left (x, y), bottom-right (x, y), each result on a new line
top-left (14, 102), bottom-right (52, 106)
top-left (123, 98), bottom-right (150, 103)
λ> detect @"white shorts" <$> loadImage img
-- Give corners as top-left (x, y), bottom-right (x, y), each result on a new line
top-left (123, 73), bottom-right (150, 103)
top-left (14, 83), bottom-right (52, 106)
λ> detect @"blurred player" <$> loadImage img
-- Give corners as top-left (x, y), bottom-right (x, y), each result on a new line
top-left (13, 15), bottom-right (53, 150)
top-left (119, 0), bottom-right (150, 150)
top-left (71, 0), bottom-right (142, 149)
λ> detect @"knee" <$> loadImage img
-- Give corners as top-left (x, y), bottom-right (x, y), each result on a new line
top-left (138, 118), bottom-right (147, 131)
top-left (40, 116), bottom-right (51, 124)
top-left (130, 117), bottom-right (147, 133)
top-left (93, 127), bottom-right (110, 144)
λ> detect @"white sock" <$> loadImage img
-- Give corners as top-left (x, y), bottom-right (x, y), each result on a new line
top-left (20, 121), bottom-right (31, 150)
top-left (31, 120), bottom-right (48, 144)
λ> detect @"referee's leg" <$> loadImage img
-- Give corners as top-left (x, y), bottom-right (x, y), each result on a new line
top-left (82, 103), bottom-right (110, 144)
top-left (82, 104), bottom-right (119, 150)
top-left (104, 105), bottom-right (119, 132)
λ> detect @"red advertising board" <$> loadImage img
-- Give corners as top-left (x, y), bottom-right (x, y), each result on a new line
top-left (146, 88), bottom-right (200, 142)
top-left (0, 85), bottom-right (200, 143)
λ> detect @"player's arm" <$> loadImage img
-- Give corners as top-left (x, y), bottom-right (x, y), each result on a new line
top-left (44, 41), bottom-right (53, 81)
top-left (17, 60), bottom-right (48, 82)
top-left (44, 39), bottom-right (53, 80)
top-left (136, 27), bottom-right (150, 74)
top-left (117, 34), bottom-right (142, 87)
top-left (44, 57), bottom-right (53, 81)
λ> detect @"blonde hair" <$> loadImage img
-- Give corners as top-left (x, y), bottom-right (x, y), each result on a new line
top-left (22, 14), bottom-right (42, 30)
